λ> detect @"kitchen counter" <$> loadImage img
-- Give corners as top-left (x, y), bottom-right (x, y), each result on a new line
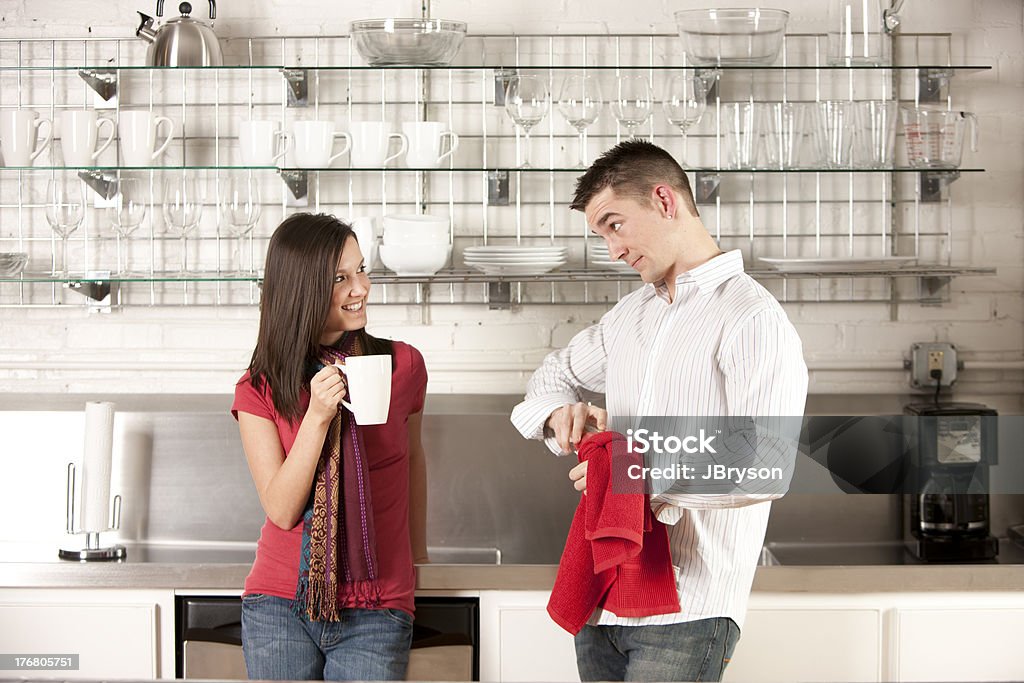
top-left (2, 540), bottom-right (1023, 593)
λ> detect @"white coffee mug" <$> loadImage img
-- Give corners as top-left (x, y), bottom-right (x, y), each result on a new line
top-left (334, 354), bottom-right (392, 425)
top-left (350, 216), bottom-right (378, 274)
top-left (402, 121), bottom-right (459, 168)
top-left (349, 121), bottom-right (408, 167)
top-left (238, 119), bottom-right (289, 166)
top-left (118, 110), bottom-right (175, 166)
top-left (0, 109), bottom-right (53, 167)
top-left (292, 120), bottom-right (351, 168)
top-left (59, 110), bottom-right (115, 166)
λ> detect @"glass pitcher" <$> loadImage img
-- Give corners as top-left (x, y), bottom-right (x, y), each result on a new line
top-left (827, 0), bottom-right (905, 65)
top-left (900, 107), bottom-right (979, 169)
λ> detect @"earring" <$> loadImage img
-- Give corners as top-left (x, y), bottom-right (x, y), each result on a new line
top-left (667, 214), bottom-right (673, 220)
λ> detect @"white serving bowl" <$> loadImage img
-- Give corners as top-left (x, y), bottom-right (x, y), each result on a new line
top-left (382, 213), bottom-right (450, 246)
top-left (379, 243), bottom-right (451, 276)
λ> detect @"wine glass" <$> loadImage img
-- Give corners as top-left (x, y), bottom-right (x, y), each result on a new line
top-left (162, 175), bottom-right (203, 275)
top-left (611, 75), bottom-right (653, 139)
top-left (557, 75), bottom-right (603, 169)
top-left (219, 174), bottom-right (262, 276)
top-left (662, 75), bottom-right (707, 166)
top-left (504, 75), bottom-right (549, 169)
top-left (107, 177), bottom-right (147, 276)
top-left (45, 176), bottom-right (85, 278)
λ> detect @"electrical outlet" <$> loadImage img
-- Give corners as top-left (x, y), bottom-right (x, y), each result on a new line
top-left (909, 342), bottom-right (958, 389)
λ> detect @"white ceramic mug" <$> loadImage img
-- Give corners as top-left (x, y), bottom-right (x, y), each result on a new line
top-left (334, 354), bottom-right (392, 425)
top-left (292, 120), bottom-right (351, 168)
top-left (238, 119), bottom-right (290, 166)
top-left (350, 216), bottom-right (378, 274)
top-left (349, 121), bottom-right (407, 167)
top-left (118, 110), bottom-right (175, 166)
top-left (59, 110), bottom-right (115, 166)
top-left (0, 109), bottom-right (53, 167)
top-left (402, 121), bottom-right (459, 168)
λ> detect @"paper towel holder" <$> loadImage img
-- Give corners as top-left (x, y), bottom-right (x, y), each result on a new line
top-left (58, 462), bottom-right (127, 561)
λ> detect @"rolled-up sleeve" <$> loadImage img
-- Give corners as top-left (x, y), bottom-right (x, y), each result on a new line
top-left (510, 316), bottom-right (609, 450)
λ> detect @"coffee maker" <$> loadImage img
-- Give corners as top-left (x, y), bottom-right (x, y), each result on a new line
top-left (903, 402), bottom-right (999, 562)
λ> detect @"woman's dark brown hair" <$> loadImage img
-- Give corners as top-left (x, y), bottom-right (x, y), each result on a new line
top-left (245, 212), bottom-right (393, 422)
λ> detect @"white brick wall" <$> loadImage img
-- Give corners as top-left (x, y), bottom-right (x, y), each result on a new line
top-left (0, 0), bottom-right (1020, 405)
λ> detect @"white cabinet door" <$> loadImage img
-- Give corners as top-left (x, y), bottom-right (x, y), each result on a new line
top-left (0, 602), bottom-right (157, 679)
top-left (0, 588), bottom-right (175, 679)
top-left (480, 591), bottom-right (579, 683)
top-left (724, 600), bottom-right (882, 682)
top-left (895, 606), bottom-right (1024, 682)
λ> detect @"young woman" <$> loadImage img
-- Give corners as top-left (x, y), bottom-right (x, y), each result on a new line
top-left (231, 212), bottom-right (428, 681)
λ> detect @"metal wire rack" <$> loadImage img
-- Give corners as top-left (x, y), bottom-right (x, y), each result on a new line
top-left (0, 32), bottom-right (992, 309)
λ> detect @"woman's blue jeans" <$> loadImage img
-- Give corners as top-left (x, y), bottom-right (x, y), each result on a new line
top-left (241, 593), bottom-right (413, 681)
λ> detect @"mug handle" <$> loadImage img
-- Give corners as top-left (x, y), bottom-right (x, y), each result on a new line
top-left (383, 133), bottom-right (408, 165)
top-left (328, 132), bottom-right (352, 165)
top-left (333, 362), bottom-right (356, 414)
top-left (151, 116), bottom-right (175, 160)
top-left (30, 118), bottom-right (53, 161)
top-left (272, 130), bottom-right (291, 163)
top-left (92, 117), bottom-right (116, 160)
top-left (436, 131), bottom-right (460, 164)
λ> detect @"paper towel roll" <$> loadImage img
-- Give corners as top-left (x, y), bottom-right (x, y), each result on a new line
top-left (81, 401), bottom-right (115, 532)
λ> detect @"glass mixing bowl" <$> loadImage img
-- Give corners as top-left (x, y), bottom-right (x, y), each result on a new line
top-left (675, 8), bottom-right (789, 66)
top-left (351, 18), bottom-right (467, 66)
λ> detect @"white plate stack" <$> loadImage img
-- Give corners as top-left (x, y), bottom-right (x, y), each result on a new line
top-left (586, 242), bottom-right (633, 272)
top-left (463, 245), bottom-right (568, 276)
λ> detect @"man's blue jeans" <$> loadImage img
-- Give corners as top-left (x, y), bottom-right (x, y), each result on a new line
top-left (574, 617), bottom-right (741, 682)
top-left (241, 593), bottom-right (413, 681)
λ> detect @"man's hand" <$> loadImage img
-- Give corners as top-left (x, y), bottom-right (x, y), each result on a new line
top-left (545, 401), bottom-right (608, 455)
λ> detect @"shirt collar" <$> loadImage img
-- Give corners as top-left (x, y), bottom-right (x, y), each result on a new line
top-left (653, 249), bottom-right (745, 301)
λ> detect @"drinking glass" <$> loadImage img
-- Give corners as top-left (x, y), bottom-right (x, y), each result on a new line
top-left (219, 174), bottom-right (262, 275)
top-left (162, 175), bottom-right (203, 274)
top-left (107, 177), bottom-right (147, 276)
top-left (45, 176), bottom-right (85, 278)
top-left (611, 75), bottom-right (653, 138)
top-left (504, 75), bottom-right (549, 169)
top-left (662, 75), bottom-right (707, 165)
top-left (557, 75), bottom-right (603, 168)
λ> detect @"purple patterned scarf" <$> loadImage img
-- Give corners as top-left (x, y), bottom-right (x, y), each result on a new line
top-left (294, 337), bottom-right (381, 621)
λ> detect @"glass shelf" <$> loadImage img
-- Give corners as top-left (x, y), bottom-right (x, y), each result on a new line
top-left (0, 64), bottom-right (993, 73)
top-left (0, 265), bottom-right (995, 286)
top-left (0, 166), bottom-right (987, 174)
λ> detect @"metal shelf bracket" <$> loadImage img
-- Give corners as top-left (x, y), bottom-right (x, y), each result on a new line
top-left (281, 68), bottom-right (309, 107)
top-left (78, 68), bottom-right (117, 101)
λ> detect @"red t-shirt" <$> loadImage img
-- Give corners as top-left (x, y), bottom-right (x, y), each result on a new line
top-left (231, 341), bottom-right (427, 616)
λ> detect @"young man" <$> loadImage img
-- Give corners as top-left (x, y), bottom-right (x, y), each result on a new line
top-left (511, 140), bottom-right (809, 682)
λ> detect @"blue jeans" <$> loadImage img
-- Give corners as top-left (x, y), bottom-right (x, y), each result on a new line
top-left (241, 593), bottom-right (413, 681)
top-left (574, 617), bottom-right (741, 682)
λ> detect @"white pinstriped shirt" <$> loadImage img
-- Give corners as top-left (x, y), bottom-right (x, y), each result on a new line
top-left (510, 249), bottom-right (808, 629)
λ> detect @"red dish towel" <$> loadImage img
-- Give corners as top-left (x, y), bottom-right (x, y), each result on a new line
top-left (547, 431), bottom-right (681, 635)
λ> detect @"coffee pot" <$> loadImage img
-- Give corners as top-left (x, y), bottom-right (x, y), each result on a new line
top-left (136, 0), bottom-right (223, 67)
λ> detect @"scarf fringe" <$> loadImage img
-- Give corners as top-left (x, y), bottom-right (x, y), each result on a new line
top-left (294, 576), bottom-right (383, 621)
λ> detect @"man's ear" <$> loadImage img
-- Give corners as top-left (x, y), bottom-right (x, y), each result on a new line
top-left (651, 184), bottom-right (677, 218)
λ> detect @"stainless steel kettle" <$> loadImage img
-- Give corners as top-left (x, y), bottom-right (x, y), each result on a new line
top-left (136, 0), bottom-right (223, 67)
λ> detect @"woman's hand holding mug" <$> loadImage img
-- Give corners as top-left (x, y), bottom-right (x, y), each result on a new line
top-left (307, 365), bottom-right (347, 423)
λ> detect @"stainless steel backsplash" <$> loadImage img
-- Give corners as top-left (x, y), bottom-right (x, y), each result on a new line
top-left (2, 394), bottom-right (1021, 561)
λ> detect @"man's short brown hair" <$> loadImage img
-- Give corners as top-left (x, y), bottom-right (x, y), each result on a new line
top-left (570, 139), bottom-right (699, 218)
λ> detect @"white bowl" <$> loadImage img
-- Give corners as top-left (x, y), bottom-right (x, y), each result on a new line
top-left (383, 214), bottom-right (450, 246)
top-left (379, 243), bottom-right (451, 276)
